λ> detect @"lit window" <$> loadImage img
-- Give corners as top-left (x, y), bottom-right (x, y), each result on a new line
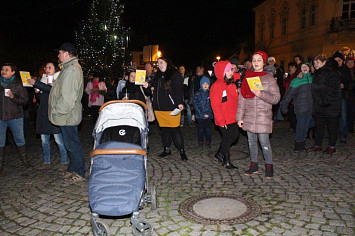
top-left (342, 0), bottom-right (355, 18)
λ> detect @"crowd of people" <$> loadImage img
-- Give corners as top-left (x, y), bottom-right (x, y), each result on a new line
top-left (1, 42), bottom-right (354, 180)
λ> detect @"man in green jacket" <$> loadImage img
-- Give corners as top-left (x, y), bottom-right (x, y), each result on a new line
top-left (48, 43), bottom-right (85, 182)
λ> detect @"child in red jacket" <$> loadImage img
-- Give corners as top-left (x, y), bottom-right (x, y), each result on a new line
top-left (210, 61), bottom-right (240, 169)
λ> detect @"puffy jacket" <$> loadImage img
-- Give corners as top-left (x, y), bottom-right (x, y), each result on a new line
top-left (48, 57), bottom-right (84, 126)
top-left (0, 77), bottom-right (28, 121)
top-left (193, 89), bottom-right (213, 120)
top-left (236, 73), bottom-right (280, 134)
top-left (210, 61), bottom-right (238, 126)
top-left (312, 60), bottom-right (342, 117)
top-left (280, 73), bottom-right (313, 114)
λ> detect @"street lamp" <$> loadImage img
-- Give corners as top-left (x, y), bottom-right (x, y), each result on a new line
top-left (216, 56), bottom-right (221, 61)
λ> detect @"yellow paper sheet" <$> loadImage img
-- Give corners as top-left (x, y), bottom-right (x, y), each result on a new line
top-left (19, 71), bottom-right (33, 87)
top-left (135, 70), bottom-right (146, 85)
top-left (246, 76), bottom-right (263, 90)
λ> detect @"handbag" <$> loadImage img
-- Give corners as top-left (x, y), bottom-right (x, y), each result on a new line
top-left (140, 86), bottom-right (155, 122)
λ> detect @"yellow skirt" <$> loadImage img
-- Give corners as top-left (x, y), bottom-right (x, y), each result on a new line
top-left (154, 111), bottom-right (181, 127)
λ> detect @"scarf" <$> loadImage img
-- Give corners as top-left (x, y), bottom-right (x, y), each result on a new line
top-left (240, 70), bottom-right (268, 99)
top-left (90, 81), bottom-right (100, 103)
top-left (0, 75), bottom-right (16, 88)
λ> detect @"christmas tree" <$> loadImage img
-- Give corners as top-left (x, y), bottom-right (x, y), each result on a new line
top-left (75, 0), bottom-right (129, 76)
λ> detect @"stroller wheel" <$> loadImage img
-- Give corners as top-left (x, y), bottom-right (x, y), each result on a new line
top-left (92, 220), bottom-right (110, 236)
top-left (151, 186), bottom-right (157, 210)
top-left (132, 220), bottom-right (152, 236)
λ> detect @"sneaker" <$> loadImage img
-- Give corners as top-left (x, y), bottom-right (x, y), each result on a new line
top-left (265, 164), bottom-right (273, 179)
top-left (244, 162), bottom-right (259, 176)
top-left (66, 173), bottom-right (85, 183)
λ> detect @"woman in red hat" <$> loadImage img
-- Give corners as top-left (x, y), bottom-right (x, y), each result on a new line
top-left (237, 51), bottom-right (280, 179)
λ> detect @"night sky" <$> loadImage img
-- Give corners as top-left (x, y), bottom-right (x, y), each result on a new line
top-left (0, 0), bottom-right (264, 73)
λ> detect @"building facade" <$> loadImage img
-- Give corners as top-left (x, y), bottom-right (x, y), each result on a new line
top-left (254, 0), bottom-right (355, 69)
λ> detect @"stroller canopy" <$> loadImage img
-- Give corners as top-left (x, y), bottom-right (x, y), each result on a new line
top-left (93, 101), bottom-right (147, 141)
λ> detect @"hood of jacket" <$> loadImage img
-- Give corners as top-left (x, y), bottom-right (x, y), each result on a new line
top-left (214, 61), bottom-right (231, 81)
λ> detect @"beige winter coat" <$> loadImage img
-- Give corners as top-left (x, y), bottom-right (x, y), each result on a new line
top-left (236, 73), bottom-right (280, 134)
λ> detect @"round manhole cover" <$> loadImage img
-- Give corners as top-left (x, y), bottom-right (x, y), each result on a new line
top-left (180, 194), bottom-right (260, 225)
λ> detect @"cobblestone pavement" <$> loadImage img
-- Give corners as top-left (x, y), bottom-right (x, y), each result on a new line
top-left (0, 118), bottom-right (354, 236)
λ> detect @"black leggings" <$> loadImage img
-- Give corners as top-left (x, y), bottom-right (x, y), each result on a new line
top-left (219, 122), bottom-right (239, 155)
top-left (161, 127), bottom-right (184, 150)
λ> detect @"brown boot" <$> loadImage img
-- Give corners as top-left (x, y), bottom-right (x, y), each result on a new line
top-left (0, 147), bottom-right (4, 174)
top-left (17, 145), bottom-right (31, 168)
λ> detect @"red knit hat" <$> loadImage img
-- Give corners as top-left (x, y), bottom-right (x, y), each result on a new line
top-left (253, 51), bottom-right (268, 64)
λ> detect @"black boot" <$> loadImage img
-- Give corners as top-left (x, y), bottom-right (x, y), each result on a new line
top-left (223, 153), bottom-right (238, 169)
top-left (0, 147), bottom-right (4, 174)
top-left (244, 162), bottom-right (258, 176)
top-left (294, 142), bottom-right (301, 153)
top-left (299, 141), bottom-right (306, 151)
top-left (265, 164), bottom-right (274, 179)
top-left (159, 147), bottom-right (171, 157)
top-left (17, 145), bottom-right (31, 168)
top-left (180, 149), bottom-right (188, 161)
top-left (214, 146), bottom-right (224, 162)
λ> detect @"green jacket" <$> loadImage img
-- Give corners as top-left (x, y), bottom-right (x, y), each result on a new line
top-left (48, 57), bottom-right (83, 126)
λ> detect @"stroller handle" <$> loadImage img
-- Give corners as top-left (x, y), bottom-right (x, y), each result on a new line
top-left (90, 148), bottom-right (147, 157)
top-left (100, 100), bottom-right (148, 111)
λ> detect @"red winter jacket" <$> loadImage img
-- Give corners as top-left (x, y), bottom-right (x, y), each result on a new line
top-left (210, 61), bottom-right (239, 126)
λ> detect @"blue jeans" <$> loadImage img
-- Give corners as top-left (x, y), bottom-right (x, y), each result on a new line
top-left (180, 99), bottom-right (192, 125)
top-left (41, 133), bottom-right (68, 164)
top-left (60, 126), bottom-right (86, 178)
top-left (295, 113), bottom-right (314, 142)
top-left (339, 98), bottom-right (348, 141)
top-left (247, 132), bottom-right (272, 164)
top-left (0, 118), bottom-right (25, 147)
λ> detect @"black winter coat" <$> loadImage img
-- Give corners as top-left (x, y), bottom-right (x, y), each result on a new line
top-left (338, 65), bottom-right (353, 99)
top-left (0, 77), bottom-right (28, 120)
top-left (312, 60), bottom-right (342, 117)
top-left (34, 80), bottom-right (61, 134)
top-left (152, 70), bottom-right (183, 111)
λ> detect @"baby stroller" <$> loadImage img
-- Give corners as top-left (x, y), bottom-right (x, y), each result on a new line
top-left (89, 100), bottom-right (157, 236)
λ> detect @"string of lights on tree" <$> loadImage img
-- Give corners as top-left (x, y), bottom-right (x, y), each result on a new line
top-left (75, 0), bottom-right (130, 76)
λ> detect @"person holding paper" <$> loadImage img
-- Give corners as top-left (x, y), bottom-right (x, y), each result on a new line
top-left (27, 61), bottom-right (68, 171)
top-left (85, 75), bottom-right (107, 124)
top-left (210, 61), bottom-right (239, 169)
top-left (237, 51), bottom-right (280, 179)
top-left (0, 63), bottom-right (30, 173)
top-left (151, 57), bottom-right (187, 161)
top-left (120, 69), bottom-right (149, 103)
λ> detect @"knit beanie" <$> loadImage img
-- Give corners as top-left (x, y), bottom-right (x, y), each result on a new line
top-left (333, 51), bottom-right (345, 61)
top-left (200, 76), bottom-right (210, 88)
top-left (253, 51), bottom-right (268, 64)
